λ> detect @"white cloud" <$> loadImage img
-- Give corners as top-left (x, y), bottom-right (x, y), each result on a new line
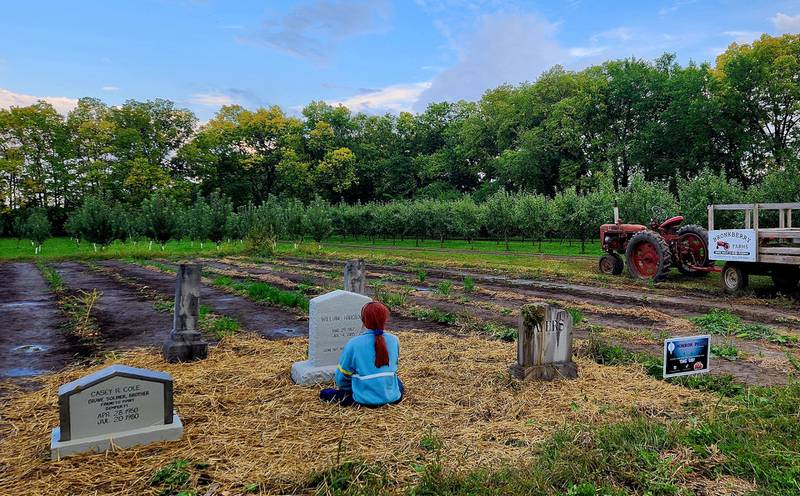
top-left (772, 12), bottom-right (800, 33)
top-left (0, 87), bottom-right (77, 114)
top-left (569, 46), bottom-right (608, 57)
top-left (413, 13), bottom-right (566, 111)
top-left (591, 27), bottom-right (633, 42)
top-left (188, 92), bottom-right (236, 106)
top-left (328, 81), bottom-right (431, 113)
top-left (101, 85), bottom-right (120, 91)
top-left (722, 30), bottom-right (761, 44)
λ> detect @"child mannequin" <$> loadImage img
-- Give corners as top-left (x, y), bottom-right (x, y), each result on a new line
top-left (319, 301), bottom-right (404, 407)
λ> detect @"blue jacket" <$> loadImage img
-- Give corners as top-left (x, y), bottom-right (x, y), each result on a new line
top-left (335, 330), bottom-right (401, 406)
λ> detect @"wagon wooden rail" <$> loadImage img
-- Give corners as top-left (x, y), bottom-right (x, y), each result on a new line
top-left (707, 202), bottom-right (800, 292)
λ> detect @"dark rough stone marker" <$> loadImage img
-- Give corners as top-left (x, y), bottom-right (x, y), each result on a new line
top-left (509, 302), bottom-right (578, 381)
top-left (344, 259), bottom-right (367, 295)
top-left (163, 264), bottom-right (208, 362)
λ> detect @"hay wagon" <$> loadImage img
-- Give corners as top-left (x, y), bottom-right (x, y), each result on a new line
top-left (708, 202), bottom-right (800, 293)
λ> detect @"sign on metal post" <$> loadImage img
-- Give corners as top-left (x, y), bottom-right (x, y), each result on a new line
top-left (708, 229), bottom-right (757, 262)
top-left (663, 335), bottom-right (711, 379)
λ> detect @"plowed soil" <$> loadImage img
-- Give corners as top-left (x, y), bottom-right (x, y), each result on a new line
top-left (0, 263), bottom-right (85, 381)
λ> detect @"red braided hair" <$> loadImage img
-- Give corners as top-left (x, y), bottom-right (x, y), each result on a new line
top-left (361, 301), bottom-right (390, 367)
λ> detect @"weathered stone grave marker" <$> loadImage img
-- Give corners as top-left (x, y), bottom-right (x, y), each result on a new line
top-left (50, 364), bottom-right (183, 459)
top-left (509, 302), bottom-right (578, 381)
top-left (344, 259), bottom-right (367, 295)
top-left (163, 264), bottom-right (208, 362)
top-left (291, 289), bottom-right (372, 384)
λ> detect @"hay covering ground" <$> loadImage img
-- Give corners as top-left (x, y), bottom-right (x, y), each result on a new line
top-left (0, 331), bottom-right (714, 495)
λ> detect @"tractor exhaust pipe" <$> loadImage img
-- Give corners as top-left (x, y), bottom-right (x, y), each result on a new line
top-left (613, 206), bottom-right (620, 224)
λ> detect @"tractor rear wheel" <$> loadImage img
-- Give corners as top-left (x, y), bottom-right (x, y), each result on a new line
top-left (599, 253), bottom-right (624, 275)
top-left (675, 224), bottom-right (712, 276)
top-left (625, 231), bottom-right (671, 281)
top-left (772, 267), bottom-right (800, 293)
top-left (721, 263), bottom-right (748, 294)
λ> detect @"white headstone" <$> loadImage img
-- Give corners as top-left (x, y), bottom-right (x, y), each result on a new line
top-left (50, 365), bottom-right (183, 459)
top-left (291, 289), bottom-right (371, 385)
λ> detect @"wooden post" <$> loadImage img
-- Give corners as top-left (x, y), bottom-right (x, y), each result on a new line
top-left (788, 209), bottom-right (793, 228)
top-left (745, 209), bottom-right (751, 229)
top-left (779, 209), bottom-right (786, 228)
top-left (753, 204), bottom-right (760, 263)
top-left (707, 205), bottom-right (714, 231)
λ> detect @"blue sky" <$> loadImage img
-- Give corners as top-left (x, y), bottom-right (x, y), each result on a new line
top-left (1, 0), bottom-right (799, 120)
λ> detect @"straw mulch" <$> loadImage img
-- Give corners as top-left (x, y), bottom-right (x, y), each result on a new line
top-left (0, 331), bottom-right (714, 495)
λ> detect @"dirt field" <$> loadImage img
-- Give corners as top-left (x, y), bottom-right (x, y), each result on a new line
top-left (1, 254), bottom-right (798, 390)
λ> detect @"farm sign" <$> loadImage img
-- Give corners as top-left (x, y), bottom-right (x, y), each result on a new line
top-left (663, 335), bottom-right (711, 379)
top-left (708, 229), bottom-right (757, 262)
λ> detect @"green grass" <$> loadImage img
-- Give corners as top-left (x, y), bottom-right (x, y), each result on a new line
top-left (483, 322), bottom-right (517, 341)
top-left (410, 307), bottom-right (457, 325)
top-left (324, 236), bottom-right (604, 257)
top-left (213, 276), bottom-right (309, 312)
top-left (691, 310), bottom-right (797, 345)
top-left (0, 237), bottom-right (248, 261)
top-left (36, 261), bottom-right (64, 291)
top-left (435, 280), bottom-right (453, 295)
top-left (462, 276), bottom-right (475, 292)
top-left (711, 342), bottom-right (740, 360)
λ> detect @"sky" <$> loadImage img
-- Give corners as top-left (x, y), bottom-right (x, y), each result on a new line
top-left (1, 0), bottom-right (799, 120)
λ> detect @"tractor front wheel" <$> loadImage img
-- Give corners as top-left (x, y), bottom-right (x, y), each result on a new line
top-left (599, 253), bottom-right (624, 275)
top-left (676, 224), bottom-right (712, 276)
top-left (625, 231), bottom-right (671, 281)
top-left (721, 263), bottom-right (748, 294)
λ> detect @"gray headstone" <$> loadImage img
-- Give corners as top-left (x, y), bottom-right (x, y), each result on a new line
top-left (50, 365), bottom-right (183, 459)
top-left (344, 259), bottom-right (367, 295)
top-left (291, 289), bottom-right (372, 385)
top-left (509, 303), bottom-right (578, 381)
top-left (163, 264), bottom-right (208, 362)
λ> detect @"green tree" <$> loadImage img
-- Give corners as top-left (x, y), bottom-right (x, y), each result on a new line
top-left (306, 196), bottom-right (333, 246)
top-left (68, 195), bottom-right (126, 250)
top-left (140, 194), bottom-right (181, 250)
top-left (484, 189), bottom-right (517, 250)
top-left (23, 209), bottom-right (51, 254)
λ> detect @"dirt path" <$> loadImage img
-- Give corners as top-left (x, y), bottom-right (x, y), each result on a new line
top-left (53, 262), bottom-right (174, 350)
top-left (0, 263), bottom-right (84, 380)
top-left (97, 261), bottom-right (306, 339)
top-left (273, 256), bottom-right (800, 331)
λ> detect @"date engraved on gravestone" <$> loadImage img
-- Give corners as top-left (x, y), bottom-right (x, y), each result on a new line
top-left (50, 365), bottom-right (183, 459)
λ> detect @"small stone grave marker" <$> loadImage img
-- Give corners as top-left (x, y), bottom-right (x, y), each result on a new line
top-left (509, 302), bottom-right (578, 381)
top-left (291, 289), bottom-right (372, 384)
top-left (50, 364), bottom-right (183, 459)
top-left (163, 263), bottom-right (208, 362)
top-left (344, 259), bottom-right (367, 295)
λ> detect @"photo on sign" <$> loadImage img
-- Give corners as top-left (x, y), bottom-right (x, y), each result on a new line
top-left (663, 335), bottom-right (711, 379)
top-left (708, 229), bottom-right (757, 262)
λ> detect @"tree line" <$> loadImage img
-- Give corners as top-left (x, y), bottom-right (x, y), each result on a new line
top-left (2, 34), bottom-right (800, 237)
top-left (9, 164), bottom-right (796, 254)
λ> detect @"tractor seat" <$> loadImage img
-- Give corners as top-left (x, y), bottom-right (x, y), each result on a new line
top-left (659, 215), bottom-right (684, 230)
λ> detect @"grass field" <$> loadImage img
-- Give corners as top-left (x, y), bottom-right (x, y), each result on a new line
top-left (0, 236), bottom-right (777, 295)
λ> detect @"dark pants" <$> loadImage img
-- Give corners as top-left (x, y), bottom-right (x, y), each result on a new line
top-left (320, 379), bottom-right (405, 407)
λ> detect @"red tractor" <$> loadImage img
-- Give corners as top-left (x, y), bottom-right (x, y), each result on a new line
top-left (599, 207), bottom-right (713, 281)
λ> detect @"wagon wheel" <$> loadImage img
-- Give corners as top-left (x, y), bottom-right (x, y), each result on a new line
top-left (675, 225), bottom-right (711, 276)
top-left (721, 263), bottom-right (748, 294)
top-left (625, 231), bottom-right (671, 281)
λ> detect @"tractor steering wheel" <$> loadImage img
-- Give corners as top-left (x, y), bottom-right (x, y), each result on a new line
top-left (650, 205), bottom-right (666, 222)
